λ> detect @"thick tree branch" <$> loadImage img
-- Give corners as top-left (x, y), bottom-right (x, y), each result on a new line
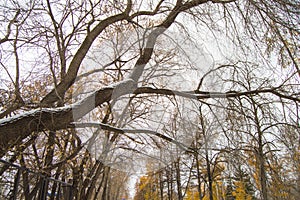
top-left (1, 83), bottom-right (298, 156)
top-left (134, 87), bottom-right (300, 103)
top-left (41, 4), bottom-right (132, 105)
top-left (0, 87), bottom-right (112, 156)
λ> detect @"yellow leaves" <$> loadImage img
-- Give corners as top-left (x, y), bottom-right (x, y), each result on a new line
top-left (202, 182), bottom-right (226, 200)
top-left (185, 187), bottom-right (199, 200)
top-left (265, 37), bottom-right (276, 56)
top-left (138, 176), bottom-right (149, 191)
top-left (134, 174), bottom-right (160, 200)
top-left (269, 181), bottom-right (289, 199)
top-left (22, 75), bottom-right (52, 103)
top-left (232, 181), bottom-right (252, 200)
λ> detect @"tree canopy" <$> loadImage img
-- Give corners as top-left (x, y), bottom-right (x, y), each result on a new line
top-left (0, 0), bottom-right (299, 199)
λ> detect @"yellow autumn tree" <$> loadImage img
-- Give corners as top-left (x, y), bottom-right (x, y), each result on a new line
top-left (202, 181), bottom-right (226, 200)
top-left (185, 187), bottom-right (200, 200)
top-left (134, 174), bottom-right (160, 200)
top-left (232, 181), bottom-right (252, 200)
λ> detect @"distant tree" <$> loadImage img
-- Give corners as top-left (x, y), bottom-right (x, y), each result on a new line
top-left (134, 174), bottom-right (160, 200)
top-left (225, 177), bottom-right (235, 200)
top-left (232, 168), bottom-right (256, 200)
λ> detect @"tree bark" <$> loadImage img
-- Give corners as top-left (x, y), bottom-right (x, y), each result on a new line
top-left (175, 159), bottom-right (183, 200)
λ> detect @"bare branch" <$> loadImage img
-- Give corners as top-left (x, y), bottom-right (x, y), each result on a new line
top-left (72, 122), bottom-right (190, 152)
top-left (0, 9), bottom-right (20, 44)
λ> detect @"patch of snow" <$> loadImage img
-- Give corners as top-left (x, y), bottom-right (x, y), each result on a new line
top-left (0, 79), bottom-right (137, 126)
top-left (0, 105), bottom-right (73, 125)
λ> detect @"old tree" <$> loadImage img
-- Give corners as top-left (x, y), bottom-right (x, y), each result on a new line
top-left (0, 0), bottom-right (299, 199)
